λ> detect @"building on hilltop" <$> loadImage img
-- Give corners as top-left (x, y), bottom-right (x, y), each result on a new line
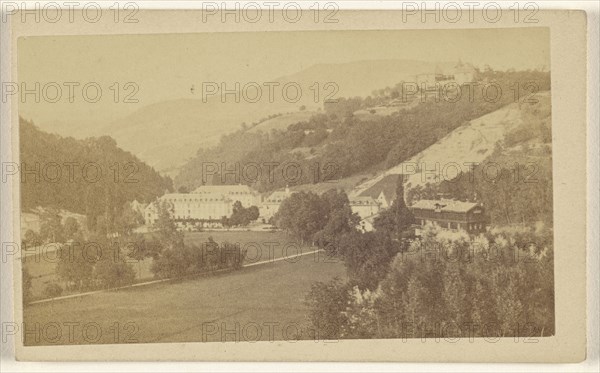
top-left (415, 60), bottom-right (476, 87)
top-left (409, 199), bottom-right (488, 236)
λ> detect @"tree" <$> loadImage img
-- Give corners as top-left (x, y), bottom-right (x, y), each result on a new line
top-left (22, 229), bottom-right (40, 248)
top-left (228, 201), bottom-right (260, 227)
top-left (246, 206), bottom-right (260, 222)
top-left (115, 202), bottom-right (144, 236)
top-left (126, 233), bottom-right (160, 278)
top-left (313, 190), bottom-right (359, 255)
top-left (63, 217), bottom-right (80, 240)
top-left (305, 278), bottom-right (351, 339)
top-left (274, 191), bottom-right (328, 243)
top-left (152, 200), bottom-right (183, 249)
top-left (338, 231), bottom-right (398, 290)
top-left (221, 216), bottom-right (231, 229)
top-left (43, 282), bottom-right (63, 299)
top-left (39, 208), bottom-right (64, 243)
top-left (373, 176), bottom-right (414, 241)
top-left (55, 242), bottom-right (95, 291)
top-left (94, 255), bottom-right (136, 289)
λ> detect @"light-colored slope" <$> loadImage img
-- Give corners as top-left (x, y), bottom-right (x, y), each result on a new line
top-left (352, 92), bottom-right (551, 197)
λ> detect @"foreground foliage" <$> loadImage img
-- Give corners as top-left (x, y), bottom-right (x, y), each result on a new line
top-left (306, 225), bottom-right (554, 339)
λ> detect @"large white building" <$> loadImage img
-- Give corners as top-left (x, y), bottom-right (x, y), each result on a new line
top-left (144, 184), bottom-right (261, 226)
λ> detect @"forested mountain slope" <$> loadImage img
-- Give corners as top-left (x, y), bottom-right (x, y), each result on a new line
top-left (175, 69), bottom-right (551, 195)
top-left (20, 118), bottom-right (172, 230)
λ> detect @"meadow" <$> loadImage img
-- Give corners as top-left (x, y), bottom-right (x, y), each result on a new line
top-left (23, 230), bottom-right (310, 299)
top-left (22, 248), bottom-right (346, 345)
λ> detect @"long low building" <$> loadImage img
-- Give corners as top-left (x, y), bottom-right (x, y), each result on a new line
top-left (409, 199), bottom-right (488, 235)
top-left (144, 184), bottom-right (261, 226)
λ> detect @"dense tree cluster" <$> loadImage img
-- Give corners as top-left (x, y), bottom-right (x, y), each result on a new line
top-left (151, 237), bottom-right (246, 279)
top-left (140, 202), bottom-right (247, 279)
top-left (221, 201), bottom-right (260, 228)
top-left (272, 182), bottom-right (413, 290)
top-left (274, 189), bottom-right (359, 245)
top-left (306, 225), bottom-right (554, 339)
top-left (54, 233), bottom-right (137, 292)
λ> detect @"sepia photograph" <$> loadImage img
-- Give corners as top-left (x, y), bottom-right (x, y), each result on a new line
top-left (16, 27), bottom-right (556, 344)
top-left (0, 5), bottom-right (593, 367)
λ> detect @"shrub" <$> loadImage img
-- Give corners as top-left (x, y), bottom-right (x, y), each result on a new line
top-left (43, 282), bottom-right (63, 299)
top-left (151, 237), bottom-right (247, 279)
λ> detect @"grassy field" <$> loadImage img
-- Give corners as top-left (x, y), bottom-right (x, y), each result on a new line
top-left (23, 230), bottom-right (308, 299)
top-left (22, 248), bottom-right (346, 345)
top-left (184, 230), bottom-right (304, 263)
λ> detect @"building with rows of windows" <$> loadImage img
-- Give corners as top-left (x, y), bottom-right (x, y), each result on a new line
top-left (144, 184), bottom-right (261, 227)
top-left (409, 199), bottom-right (488, 236)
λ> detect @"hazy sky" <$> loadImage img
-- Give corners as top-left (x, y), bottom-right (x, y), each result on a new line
top-left (18, 27), bottom-right (549, 129)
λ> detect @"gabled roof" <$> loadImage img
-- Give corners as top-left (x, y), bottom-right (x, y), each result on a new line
top-left (410, 199), bottom-right (480, 213)
top-left (359, 174), bottom-right (399, 203)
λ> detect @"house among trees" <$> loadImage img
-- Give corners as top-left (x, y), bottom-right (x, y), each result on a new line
top-left (358, 213), bottom-right (379, 232)
top-left (358, 174), bottom-right (400, 209)
top-left (409, 199), bottom-right (488, 236)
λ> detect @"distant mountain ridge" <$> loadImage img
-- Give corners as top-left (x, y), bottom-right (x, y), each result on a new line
top-left (23, 59), bottom-right (466, 175)
top-left (69, 59), bottom-right (452, 174)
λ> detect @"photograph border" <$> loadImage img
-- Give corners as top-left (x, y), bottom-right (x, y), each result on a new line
top-left (1, 7), bottom-right (589, 363)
